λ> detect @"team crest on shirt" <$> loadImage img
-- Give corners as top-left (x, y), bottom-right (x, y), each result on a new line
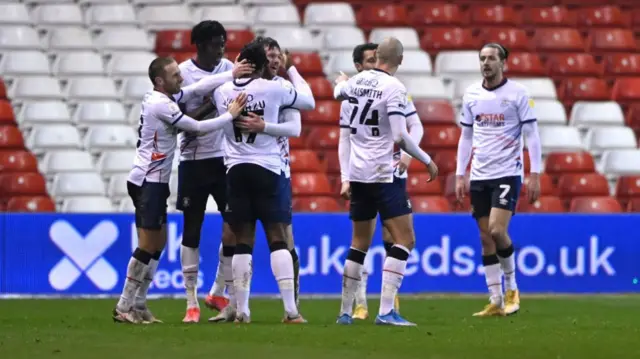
top-left (500, 99), bottom-right (510, 108)
top-left (182, 197), bottom-right (190, 208)
top-left (528, 99), bottom-right (535, 108)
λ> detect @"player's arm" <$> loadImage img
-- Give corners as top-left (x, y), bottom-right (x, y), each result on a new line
top-left (388, 88), bottom-right (432, 167)
top-left (399, 100), bottom-right (424, 164)
top-left (285, 67), bottom-right (315, 110)
top-left (518, 92), bottom-right (542, 174)
top-left (174, 71), bottom-right (234, 104)
top-left (262, 109), bottom-right (302, 137)
top-left (455, 97), bottom-right (474, 176)
top-left (185, 100), bottom-right (215, 121)
top-left (158, 95), bottom-right (244, 134)
top-left (333, 78), bottom-right (349, 102)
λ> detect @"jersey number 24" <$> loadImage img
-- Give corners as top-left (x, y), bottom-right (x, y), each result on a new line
top-left (348, 97), bottom-right (380, 137)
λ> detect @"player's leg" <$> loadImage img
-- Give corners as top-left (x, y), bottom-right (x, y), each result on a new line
top-left (376, 177), bottom-right (415, 326)
top-left (284, 224), bottom-right (301, 309)
top-left (353, 218), bottom-right (379, 320)
top-left (337, 182), bottom-right (376, 325)
top-left (470, 180), bottom-right (505, 317)
top-left (134, 220), bottom-right (166, 324)
top-left (381, 226), bottom-right (400, 313)
top-left (488, 176), bottom-right (522, 315)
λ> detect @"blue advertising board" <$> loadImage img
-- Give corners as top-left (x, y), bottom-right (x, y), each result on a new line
top-left (0, 213), bottom-right (639, 295)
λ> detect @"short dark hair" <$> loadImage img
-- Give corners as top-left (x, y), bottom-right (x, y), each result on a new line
top-left (191, 20), bottom-right (227, 45)
top-left (481, 43), bottom-right (509, 60)
top-left (352, 43), bottom-right (378, 64)
top-left (237, 41), bottom-right (268, 73)
top-left (148, 57), bottom-right (175, 85)
top-left (253, 36), bottom-right (281, 50)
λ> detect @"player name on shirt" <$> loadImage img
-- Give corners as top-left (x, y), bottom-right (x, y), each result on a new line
top-left (460, 79), bottom-right (536, 182)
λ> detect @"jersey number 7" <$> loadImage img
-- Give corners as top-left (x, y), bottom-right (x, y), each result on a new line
top-left (348, 97), bottom-right (380, 137)
top-left (233, 109), bottom-right (265, 144)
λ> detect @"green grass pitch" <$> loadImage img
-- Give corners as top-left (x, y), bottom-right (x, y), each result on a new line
top-left (1, 296), bottom-right (639, 359)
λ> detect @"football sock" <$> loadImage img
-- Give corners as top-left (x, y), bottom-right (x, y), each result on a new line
top-left (270, 242), bottom-right (298, 317)
top-left (222, 245), bottom-right (235, 307)
top-left (181, 244), bottom-right (200, 309)
top-left (483, 254), bottom-right (503, 305)
top-left (379, 245), bottom-right (409, 316)
top-left (209, 242), bottom-right (225, 297)
top-left (233, 244), bottom-right (253, 316)
top-left (117, 248), bottom-right (151, 311)
top-left (290, 248), bottom-right (300, 306)
top-left (135, 250), bottom-right (161, 309)
top-left (355, 268), bottom-right (368, 308)
top-left (497, 244), bottom-right (517, 291)
top-left (341, 247), bottom-right (366, 316)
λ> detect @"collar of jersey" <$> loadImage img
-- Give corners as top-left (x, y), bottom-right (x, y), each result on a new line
top-left (233, 77), bottom-right (257, 87)
top-left (482, 77), bottom-right (508, 91)
top-left (372, 68), bottom-right (391, 76)
top-left (153, 89), bottom-right (177, 102)
top-left (190, 58), bottom-right (218, 73)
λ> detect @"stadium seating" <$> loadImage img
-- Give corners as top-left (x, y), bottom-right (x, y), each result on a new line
top-left (0, 1), bottom-right (639, 213)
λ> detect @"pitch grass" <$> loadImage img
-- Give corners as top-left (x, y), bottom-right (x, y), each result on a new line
top-left (1, 297), bottom-right (639, 359)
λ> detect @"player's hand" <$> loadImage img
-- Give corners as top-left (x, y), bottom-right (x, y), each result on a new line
top-left (339, 181), bottom-right (351, 200)
top-left (232, 59), bottom-right (254, 78)
top-left (527, 173), bottom-right (541, 204)
top-left (234, 112), bottom-right (265, 133)
top-left (227, 92), bottom-right (248, 118)
top-left (334, 71), bottom-right (349, 85)
top-left (397, 153), bottom-right (411, 175)
top-left (426, 161), bottom-right (439, 182)
top-left (455, 175), bottom-right (468, 202)
top-left (279, 49), bottom-right (294, 71)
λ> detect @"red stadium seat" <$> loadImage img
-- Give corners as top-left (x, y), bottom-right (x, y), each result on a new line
top-left (604, 53), bottom-right (640, 80)
top-left (291, 173), bottom-right (332, 196)
top-left (612, 78), bottom-right (640, 105)
top-left (289, 131), bottom-right (307, 150)
top-left (520, 173), bottom-right (555, 197)
top-left (506, 53), bottom-right (545, 77)
top-left (577, 6), bottom-right (626, 29)
top-left (226, 52), bottom-right (239, 62)
top-left (307, 127), bottom-right (340, 149)
top-left (406, 174), bottom-right (442, 195)
top-left (0, 150), bottom-right (38, 173)
top-left (420, 126), bottom-right (460, 151)
top-left (433, 151), bottom-right (457, 176)
top-left (412, 99), bottom-right (455, 125)
top-left (290, 150), bottom-right (322, 172)
top-left (420, 28), bottom-right (479, 54)
top-left (412, 196), bottom-right (451, 213)
top-left (6, 196), bottom-right (56, 212)
top-left (323, 150), bottom-right (341, 174)
top-left (155, 30), bottom-right (194, 53)
top-left (409, 3), bottom-right (468, 28)
top-left (558, 78), bottom-right (610, 107)
top-left (0, 172), bottom-right (47, 197)
top-left (226, 30), bottom-right (255, 52)
top-left (569, 197), bottom-right (622, 213)
top-left (533, 28), bottom-right (585, 53)
top-left (518, 196), bottom-right (565, 213)
top-left (306, 77), bottom-right (333, 100)
top-left (545, 152), bottom-right (596, 176)
top-left (0, 100), bottom-right (15, 125)
top-left (479, 28), bottom-right (531, 52)
top-left (357, 5), bottom-right (408, 30)
top-left (625, 104), bottom-right (640, 134)
top-left (289, 52), bottom-right (323, 76)
top-left (557, 173), bottom-right (610, 200)
top-left (293, 196), bottom-right (342, 212)
top-left (523, 6), bottom-right (576, 28)
top-left (588, 29), bottom-right (637, 54)
top-left (0, 80), bottom-right (6, 99)
top-left (0, 125), bottom-right (24, 149)
top-left (546, 54), bottom-right (603, 78)
top-left (628, 198), bottom-right (640, 212)
top-left (633, 9), bottom-right (640, 33)
top-left (470, 5), bottom-right (520, 27)
top-left (302, 101), bottom-right (340, 125)
top-left (615, 176), bottom-right (640, 205)
top-left (560, 0), bottom-right (617, 5)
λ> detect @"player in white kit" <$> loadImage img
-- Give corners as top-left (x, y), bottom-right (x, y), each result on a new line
top-left (210, 42), bottom-right (315, 324)
top-left (455, 43), bottom-right (542, 317)
top-left (112, 56), bottom-right (250, 324)
top-left (333, 38), bottom-right (437, 326)
top-left (175, 20), bottom-right (237, 323)
top-left (206, 37), bottom-right (311, 321)
top-left (337, 43), bottom-right (424, 320)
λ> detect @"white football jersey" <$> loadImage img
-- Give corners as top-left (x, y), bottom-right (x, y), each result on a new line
top-left (460, 79), bottom-right (537, 181)
top-left (214, 77), bottom-right (299, 175)
top-left (336, 69), bottom-right (409, 183)
top-left (128, 91), bottom-right (184, 186)
top-left (272, 75), bottom-right (296, 178)
top-left (178, 58), bottom-right (234, 161)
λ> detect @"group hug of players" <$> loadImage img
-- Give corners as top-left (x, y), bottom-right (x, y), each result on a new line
top-left (113, 19), bottom-right (543, 326)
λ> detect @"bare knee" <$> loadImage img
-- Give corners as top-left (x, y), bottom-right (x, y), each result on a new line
top-left (480, 231), bottom-right (495, 255)
top-left (221, 223), bottom-right (235, 246)
top-left (488, 222), bottom-right (508, 243)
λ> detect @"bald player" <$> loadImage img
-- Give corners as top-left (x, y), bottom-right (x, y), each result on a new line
top-left (333, 38), bottom-right (438, 326)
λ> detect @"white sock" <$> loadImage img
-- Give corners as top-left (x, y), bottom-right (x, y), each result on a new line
top-left (355, 269), bottom-right (368, 308)
top-left (222, 254), bottom-right (235, 306)
top-left (498, 248), bottom-right (518, 291)
top-left (484, 260), bottom-right (504, 306)
top-left (379, 245), bottom-right (409, 316)
top-left (116, 256), bottom-right (148, 311)
top-left (181, 245), bottom-right (200, 309)
top-left (232, 253), bottom-right (252, 316)
top-left (209, 242), bottom-right (225, 296)
top-left (340, 257), bottom-right (363, 316)
top-left (270, 248), bottom-right (298, 317)
top-left (134, 256), bottom-right (159, 308)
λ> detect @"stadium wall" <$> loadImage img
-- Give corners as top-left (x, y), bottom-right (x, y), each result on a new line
top-left (0, 213), bottom-right (639, 296)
